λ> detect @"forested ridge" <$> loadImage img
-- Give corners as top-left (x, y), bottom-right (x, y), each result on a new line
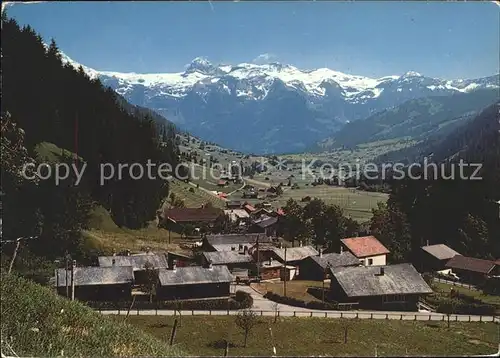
top-left (371, 102), bottom-right (500, 261)
top-left (1, 15), bottom-right (179, 261)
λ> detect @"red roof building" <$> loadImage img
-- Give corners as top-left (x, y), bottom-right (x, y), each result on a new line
top-left (341, 236), bottom-right (390, 266)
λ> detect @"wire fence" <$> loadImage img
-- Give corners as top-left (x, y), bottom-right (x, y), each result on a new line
top-left (433, 277), bottom-right (479, 291)
top-left (97, 308), bottom-right (500, 323)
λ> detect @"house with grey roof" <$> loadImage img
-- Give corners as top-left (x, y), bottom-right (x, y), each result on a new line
top-left (156, 264), bottom-right (233, 300)
top-left (98, 253), bottom-right (168, 285)
top-left (201, 251), bottom-right (255, 272)
top-left (299, 250), bottom-right (360, 281)
top-left (418, 244), bottom-right (460, 273)
top-left (203, 233), bottom-right (273, 252)
top-left (54, 266), bottom-right (134, 301)
top-left (329, 263), bottom-right (433, 311)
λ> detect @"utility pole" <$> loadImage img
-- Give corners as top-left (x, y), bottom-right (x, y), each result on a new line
top-left (7, 239), bottom-right (21, 275)
top-left (283, 246), bottom-right (287, 297)
top-left (6, 236), bottom-right (38, 275)
top-left (256, 235), bottom-right (260, 280)
top-left (71, 260), bottom-right (76, 301)
top-left (65, 255), bottom-right (70, 298)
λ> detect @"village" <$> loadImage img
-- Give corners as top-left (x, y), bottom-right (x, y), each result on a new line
top-left (52, 196), bottom-right (500, 317)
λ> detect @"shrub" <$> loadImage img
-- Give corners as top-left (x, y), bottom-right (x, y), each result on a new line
top-left (424, 295), bottom-right (496, 315)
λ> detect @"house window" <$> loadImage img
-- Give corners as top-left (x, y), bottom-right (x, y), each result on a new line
top-left (368, 258), bottom-right (373, 266)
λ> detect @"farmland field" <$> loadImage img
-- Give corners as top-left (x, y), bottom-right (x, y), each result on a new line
top-left (229, 185), bottom-right (387, 222)
top-left (121, 315), bottom-right (499, 357)
top-left (169, 179), bottom-right (226, 208)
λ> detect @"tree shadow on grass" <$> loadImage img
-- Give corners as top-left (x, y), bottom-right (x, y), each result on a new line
top-left (207, 339), bottom-right (238, 349)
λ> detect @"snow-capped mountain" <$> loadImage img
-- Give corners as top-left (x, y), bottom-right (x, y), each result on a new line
top-left (60, 52), bottom-right (499, 153)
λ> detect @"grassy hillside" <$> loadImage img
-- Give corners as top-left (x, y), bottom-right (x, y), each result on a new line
top-left (34, 141), bottom-right (83, 163)
top-left (1, 274), bottom-right (183, 357)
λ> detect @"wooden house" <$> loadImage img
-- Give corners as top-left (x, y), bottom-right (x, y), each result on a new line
top-left (445, 255), bottom-right (498, 285)
top-left (98, 253), bottom-right (167, 285)
top-left (203, 233), bottom-right (273, 252)
top-left (417, 244), bottom-right (460, 273)
top-left (329, 263), bottom-right (433, 311)
top-left (299, 250), bottom-right (360, 281)
top-left (161, 207), bottom-right (223, 231)
top-left (201, 251), bottom-right (255, 272)
top-left (156, 264), bottom-right (233, 300)
top-left (249, 216), bottom-right (279, 236)
top-left (341, 236), bottom-right (389, 266)
top-left (54, 266), bottom-right (134, 301)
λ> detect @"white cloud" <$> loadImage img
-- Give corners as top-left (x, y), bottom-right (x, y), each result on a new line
top-left (252, 53), bottom-right (277, 64)
top-left (2, 1), bottom-right (45, 13)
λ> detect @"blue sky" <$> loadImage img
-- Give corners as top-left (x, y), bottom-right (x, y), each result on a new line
top-left (5, 1), bottom-right (500, 79)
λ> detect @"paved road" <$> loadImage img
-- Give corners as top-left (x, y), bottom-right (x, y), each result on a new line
top-left (99, 284), bottom-right (499, 323)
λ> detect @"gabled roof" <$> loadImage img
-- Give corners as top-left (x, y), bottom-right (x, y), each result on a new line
top-left (202, 251), bottom-right (253, 265)
top-left (224, 209), bottom-right (250, 222)
top-left (206, 233), bottom-right (272, 247)
top-left (55, 266), bottom-right (134, 287)
top-left (331, 263), bottom-right (433, 298)
top-left (158, 265), bottom-right (233, 286)
top-left (244, 204), bottom-right (256, 212)
top-left (341, 236), bottom-right (390, 258)
top-left (164, 207), bottom-right (223, 222)
top-left (272, 246), bottom-right (319, 262)
top-left (446, 255), bottom-right (496, 274)
top-left (253, 216), bottom-right (278, 228)
top-left (421, 244), bottom-right (460, 261)
top-left (309, 252), bottom-right (360, 270)
top-left (98, 254), bottom-right (167, 271)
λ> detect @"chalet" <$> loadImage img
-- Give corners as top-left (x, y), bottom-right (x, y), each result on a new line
top-left (243, 203), bottom-right (256, 214)
top-left (162, 207), bottom-right (223, 231)
top-left (98, 253), bottom-right (168, 285)
top-left (299, 250), bottom-right (360, 281)
top-left (156, 264), bottom-right (233, 300)
top-left (418, 244), bottom-right (460, 273)
top-left (249, 216), bottom-right (279, 236)
top-left (226, 200), bottom-right (243, 209)
top-left (269, 245), bottom-right (319, 279)
top-left (242, 190), bottom-right (258, 199)
top-left (251, 208), bottom-right (275, 219)
top-left (341, 236), bottom-right (389, 266)
top-left (201, 251), bottom-right (254, 271)
top-left (257, 257), bottom-right (295, 281)
top-left (203, 233), bottom-right (273, 252)
top-left (167, 251), bottom-right (196, 268)
top-left (224, 209), bottom-right (250, 225)
top-left (329, 263), bottom-right (433, 311)
top-left (445, 255), bottom-right (499, 285)
top-left (54, 266), bottom-right (134, 301)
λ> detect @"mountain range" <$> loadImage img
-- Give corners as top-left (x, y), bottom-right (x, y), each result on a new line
top-left (60, 52), bottom-right (499, 154)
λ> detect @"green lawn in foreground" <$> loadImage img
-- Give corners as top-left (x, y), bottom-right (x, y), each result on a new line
top-left (120, 315), bottom-right (499, 357)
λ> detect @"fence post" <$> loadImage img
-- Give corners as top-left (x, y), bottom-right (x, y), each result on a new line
top-left (428, 315), bottom-right (431, 321)
top-left (278, 311), bottom-right (280, 317)
top-left (294, 311), bottom-right (296, 317)
top-left (469, 315), bottom-right (471, 322)
top-left (137, 308), bottom-right (139, 316)
top-left (356, 313), bottom-right (359, 319)
top-left (400, 314), bottom-right (403, 320)
top-left (414, 315), bottom-right (417, 321)
top-left (386, 314), bottom-right (389, 320)
top-left (442, 316), bottom-right (444, 321)
top-left (209, 310), bottom-right (212, 316)
top-left (191, 310), bottom-right (194, 315)
top-left (479, 315), bottom-right (482, 322)
top-left (455, 315), bottom-right (458, 322)
top-left (371, 313), bottom-right (373, 319)
top-left (340, 312), bottom-right (343, 318)
top-left (325, 312), bottom-right (327, 318)
top-left (156, 308), bottom-right (158, 316)
top-left (310, 312), bottom-right (313, 317)
top-left (261, 310), bottom-right (263, 316)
